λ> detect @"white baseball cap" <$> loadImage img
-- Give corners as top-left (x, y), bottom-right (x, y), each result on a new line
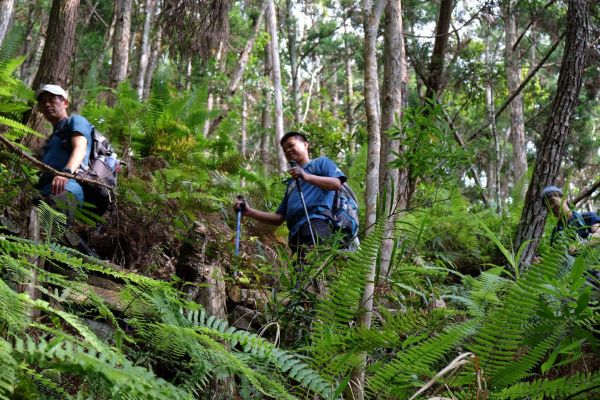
top-left (36, 84), bottom-right (69, 101)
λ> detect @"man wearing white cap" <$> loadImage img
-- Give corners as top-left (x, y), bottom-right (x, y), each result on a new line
top-left (35, 84), bottom-right (93, 210)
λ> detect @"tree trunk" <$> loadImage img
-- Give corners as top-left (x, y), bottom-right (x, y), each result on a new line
top-left (344, 23), bottom-right (356, 158)
top-left (207, 1), bottom-right (266, 136)
top-left (503, 0), bottom-right (527, 186)
top-left (24, 0), bottom-right (80, 153)
top-left (379, 0), bottom-right (406, 279)
top-left (109, 0), bottom-right (132, 89)
top-left (20, 2), bottom-right (48, 86)
top-left (286, 0), bottom-right (301, 125)
top-left (260, 30), bottom-right (272, 156)
top-left (351, 2), bottom-right (386, 397)
top-left (135, 0), bottom-right (157, 99)
top-left (241, 90), bottom-right (248, 155)
top-left (0, 0), bottom-right (15, 46)
top-left (142, 25), bottom-right (162, 100)
top-left (485, 35), bottom-right (502, 213)
top-left (514, 0), bottom-right (588, 268)
top-left (424, 0), bottom-right (453, 101)
top-left (266, 0), bottom-right (287, 172)
top-left (203, 40), bottom-right (225, 137)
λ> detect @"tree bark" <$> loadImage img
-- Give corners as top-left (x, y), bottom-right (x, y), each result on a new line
top-left (241, 90), bottom-right (248, 156)
top-left (0, 0), bottom-right (15, 46)
top-left (503, 0), bottom-right (527, 186)
top-left (351, 2), bottom-right (386, 398)
top-left (286, 0), bottom-right (301, 125)
top-left (207, 1), bottom-right (266, 136)
top-left (514, 0), bottom-right (588, 268)
top-left (24, 0), bottom-right (80, 154)
top-left (379, 0), bottom-right (406, 279)
top-left (135, 0), bottom-right (157, 99)
top-left (424, 0), bottom-right (453, 101)
top-left (260, 28), bottom-right (272, 156)
top-left (20, 2), bottom-right (49, 87)
top-left (344, 22), bottom-right (356, 158)
top-left (142, 25), bottom-right (162, 100)
top-left (109, 0), bottom-right (132, 89)
top-left (266, 0), bottom-right (286, 172)
top-left (485, 34), bottom-right (502, 213)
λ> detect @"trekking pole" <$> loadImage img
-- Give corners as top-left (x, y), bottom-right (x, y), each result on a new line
top-left (289, 161), bottom-right (316, 246)
top-left (234, 195), bottom-right (245, 256)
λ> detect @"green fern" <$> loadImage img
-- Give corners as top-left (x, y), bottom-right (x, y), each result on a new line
top-left (490, 372), bottom-right (600, 399)
top-left (0, 339), bottom-right (16, 400)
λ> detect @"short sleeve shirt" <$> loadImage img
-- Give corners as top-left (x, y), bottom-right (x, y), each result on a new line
top-left (276, 156), bottom-right (346, 237)
top-left (39, 115), bottom-right (93, 203)
top-left (551, 210), bottom-right (600, 245)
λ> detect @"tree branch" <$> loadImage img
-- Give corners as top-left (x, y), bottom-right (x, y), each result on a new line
top-left (0, 134), bottom-right (112, 189)
top-left (468, 32), bottom-right (565, 142)
top-left (573, 178), bottom-right (600, 205)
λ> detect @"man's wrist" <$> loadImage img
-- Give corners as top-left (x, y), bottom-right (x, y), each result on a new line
top-left (61, 167), bottom-right (72, 174)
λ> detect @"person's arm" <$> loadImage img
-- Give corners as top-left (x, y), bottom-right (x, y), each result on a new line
top-left (299, 172), bottom-right (343, 191)
top-left (51, 134), bottom-right (87, 195)
top-left (288, 159), bottom-right (344, 191)
top-left (234, 199), bottom-right (285, 226)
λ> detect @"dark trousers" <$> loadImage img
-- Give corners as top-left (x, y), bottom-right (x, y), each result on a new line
top-left (289, 218), bottom-right (332, 263)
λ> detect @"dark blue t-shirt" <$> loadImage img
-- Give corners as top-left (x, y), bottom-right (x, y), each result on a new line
top-left (276, 157), bottom-right (346, 237)
top-left (39, 115), bottom-right (93, 203)
top-left (551, 210), bottom-right (600, 245)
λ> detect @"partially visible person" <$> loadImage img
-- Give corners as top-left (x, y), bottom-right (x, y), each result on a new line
top-left (542, 186), bottom-right (600, 246)
top-left (35, 84), bottom-right (95, 254)
top-left (234, 131), bottom-right (346, 262)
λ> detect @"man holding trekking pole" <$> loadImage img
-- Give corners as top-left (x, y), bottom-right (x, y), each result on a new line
top-left (234, 131), bottom-right (346, 261)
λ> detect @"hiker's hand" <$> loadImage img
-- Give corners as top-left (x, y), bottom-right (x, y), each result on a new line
top-left (288, 166), bottom-right (304, 180)
top-left (234, 199), bottom-right (249, 215)
top-left (51, 175), bottom-right (68, 195)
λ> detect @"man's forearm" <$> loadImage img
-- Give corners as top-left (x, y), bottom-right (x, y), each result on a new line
top-left (302, 174), bottom-right (342, 191)
top-left (65, 135), bottom-right (87, 171)
top-left (247, 209), bottom-right (285, 226)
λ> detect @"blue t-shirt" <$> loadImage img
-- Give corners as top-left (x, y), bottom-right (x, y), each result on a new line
top-left (551, 210), bottom-right (600, 245)
top-left (39, 115), bottom-right (93, 203)
top-left (276, 157), bottom-right (346, 237)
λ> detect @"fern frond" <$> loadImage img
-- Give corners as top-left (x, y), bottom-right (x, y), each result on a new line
top-left (466, 246), bottom-right (560, 380)
top-left (0, 115), bottom-right (41, 138)
top-left (36, 201), bottom-right (67, 243)
top-left (186, 309), bottom-right (335, 398)
top-left (0, 275), bottom-right (30, 332)
top-left (11, 336), bottom-right (192, 400)
top-left (0, 339), bottom-right (16, 400)
top-left (490, 372), bottom-right (600, 399)
top-left (366, 320), bottom-right (478, 399)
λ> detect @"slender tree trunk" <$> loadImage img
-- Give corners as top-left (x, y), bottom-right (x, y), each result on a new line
top-left (0, 0), bottom-right (15, 46)
top-left (379, 0), bottom-right (405, 279)
top-left (266, 0), bottom-right (286, 171)
top-left (344, 23), bottom-right (356, 158)
top-left (203, 41), bottom-right (225, 137)
top-left (351, 2), bottom-right (386, 398)
top-left (207, 2), bottom-right (266, 136)
top-left (515, 0), bottom-right (588, 268)
top-left (109, 0), bottom-right (132, 89)
top-left (260, 31), bottom-right (272, 156)
top-left (503, 0), bottom-right (527, 186)
top-left (20, 2), bottom-right (48, 86)
top-left (24, 0), bottom-right (80, 153)
top-left (485, 35), bottom-right (502, 213)
top-left (331, 65), bottom-right (339, 118)
top-left (96, 1), bottom-right (116, 76)
top-left (424, 0), bottom-right (453, 101)
top-left (142, 25), bottom-right (161, 100)
top-left (241, 90), bottom-right (248, 155)
top-left (135, 0), bottom-right (157, 98)
top-left (286, 0), bottom-right (301, 124)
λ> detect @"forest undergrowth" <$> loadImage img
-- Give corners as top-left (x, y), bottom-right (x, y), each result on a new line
top-left (0, 57), bottom-right (599, 399)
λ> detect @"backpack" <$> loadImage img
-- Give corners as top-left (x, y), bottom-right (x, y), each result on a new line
top-left (76, 127), bottom-right (119, 216)
top-left (329, 182), bottom-right (360, 250)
